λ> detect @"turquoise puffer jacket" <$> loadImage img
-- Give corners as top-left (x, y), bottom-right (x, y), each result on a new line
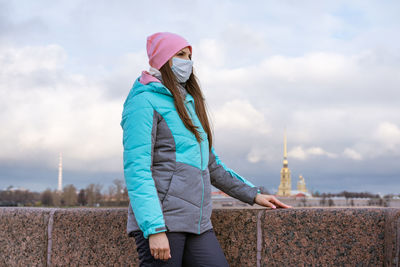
top-left (121, 77), bottom-right (259, 239)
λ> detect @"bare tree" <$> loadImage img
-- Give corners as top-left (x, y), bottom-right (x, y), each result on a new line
top-left (41, 189), bottom-right (53, 206)
top-left (86, 184), bottom-right (96, 206)
top-left (94, 184), bottom-right (103, 205)
top-left (86, 183), bottom-right (103, 206)
top-left (52, 190), bottom-right (62, 207)
top-left (113, 179), bottom-right (125, 203)
top-left (62, 184), bottom-right (78, 206)
top-left (77, 189), bottom-right (87, 206)
top-left (122, 186), bottom-right (129, 202)
top-left (0, 188), bottom-right (40, 206)
top-left (107, 185), bottom-right (116, 201)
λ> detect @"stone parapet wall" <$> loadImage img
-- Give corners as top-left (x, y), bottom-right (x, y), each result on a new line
top-left (0, 207), bottom-right (399, 266)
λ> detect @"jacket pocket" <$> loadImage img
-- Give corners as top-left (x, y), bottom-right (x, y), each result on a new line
top-left (163, 166), bottom-right (203, 208)
top-left (161, 169), bottom-right (175, 203)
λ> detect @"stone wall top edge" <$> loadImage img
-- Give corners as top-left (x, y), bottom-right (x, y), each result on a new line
top-left (213, 207), bottom-right (400, 211)
top-left (0, 207), bottom-right (127, 214)
top-left (1, 207), bottom-right (399, 213)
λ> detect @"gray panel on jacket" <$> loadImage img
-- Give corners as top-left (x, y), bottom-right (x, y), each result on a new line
top-left (208, 150), bottom-right (258, 205)
top-left (152, 111), bottom-right (176, 201)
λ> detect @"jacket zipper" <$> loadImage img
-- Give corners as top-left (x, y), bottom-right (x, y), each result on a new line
top-left (198, 142), bottom-right (204, 234)
top-left (187, 99), bottom-right (204, 234)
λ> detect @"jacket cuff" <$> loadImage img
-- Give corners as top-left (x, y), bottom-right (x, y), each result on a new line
top-left (246, 186), bottom-right (260, 205)
top-left (142, 225), bottom-right (167, 239)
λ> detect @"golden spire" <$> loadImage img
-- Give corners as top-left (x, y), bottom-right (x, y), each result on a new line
top-left (283, 129), bottom-right (288, 167)
top-left (278, 129), bottom-right (291, 196)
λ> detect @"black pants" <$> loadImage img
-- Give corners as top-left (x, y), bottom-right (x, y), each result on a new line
top-left (131, 228), bottom-right (229, 267)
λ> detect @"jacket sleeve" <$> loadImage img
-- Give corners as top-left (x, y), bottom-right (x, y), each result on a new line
top-left (208, 147), bottom-right (260, 205)
top-left (121, 94), bottom-right (166, 239)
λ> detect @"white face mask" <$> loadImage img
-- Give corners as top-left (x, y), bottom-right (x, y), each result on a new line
top-left (171, 57), bottom-right (193, 83)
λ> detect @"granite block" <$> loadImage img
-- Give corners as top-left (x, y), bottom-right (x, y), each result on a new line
top-left (0, 207), bottom-right (50, 267)
top-left (50, 208), bottom-right (138, 266)
top-left (261, 208), bottom-right (387, 267)
top-left (1, 207), bottom-right (399, 266)
top-left (211, 208), bottom-right (260, 267)
top-left (384, 208), bottom-right (400, 266)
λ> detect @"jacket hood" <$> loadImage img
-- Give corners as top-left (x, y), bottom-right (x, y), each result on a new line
top-left (123, 74), bottom-right (195, 112)
top-left (131, 77), bottom-right (173, 98)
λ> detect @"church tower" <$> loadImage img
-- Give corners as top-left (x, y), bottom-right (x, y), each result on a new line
top-left (297, 175), bottom-right (308, 193)
top-left (277, 131), bottom-right (292, 196)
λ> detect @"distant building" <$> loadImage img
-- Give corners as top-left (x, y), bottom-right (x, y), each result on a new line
top-left (277, 131), bottom-right (309, 197)
top-left (211, 191), bottom-right (230, 197)
top-left (297, 175), bottom-right (308, 194)
top-left (3, 186), bottom-right (28, 192)
top-left (277, 131), bottom-right (292, 196)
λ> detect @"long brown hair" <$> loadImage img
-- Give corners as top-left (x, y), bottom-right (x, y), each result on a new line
top-left (159, 63), bottom-right (213, 149)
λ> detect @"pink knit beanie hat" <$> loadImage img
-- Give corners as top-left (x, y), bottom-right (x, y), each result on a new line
top-left (146, 32), bottom-right (192, 70)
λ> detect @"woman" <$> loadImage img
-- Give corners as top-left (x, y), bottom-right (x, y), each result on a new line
top-left (121, 32), bottom-right (292, 267)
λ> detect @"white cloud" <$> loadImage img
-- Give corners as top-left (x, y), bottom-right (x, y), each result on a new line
top-left (307, 147), bottom-right (337, 158)
top-left (247, 149), bottom-right (262, 163)
top-left (288, 146), bottom-right (307, 160)
top-left (374, 122), bottom-right (400, 152)
top-left (194, 36), bottom-right (400, 170)
top-left (341, 121), bottom-right (400, 160)
top-left (0, 44), bottom-right (66, 74)
top-left (259, 52), bottom-right (356, 84)
top-left (247, 144), bottom-right (338, 164)
top-left (0, 44), bottom-right (124, 171)
top-left (343, 148), bottom-right (363, 161)
top-left (246, 146), bottom-right (276, 164)
top-left (195, 39), bottom-right (226, 68)
top-left (288, 146), bottom-right (337, 160)
top-left (213, 99), bottom-right (269, 135)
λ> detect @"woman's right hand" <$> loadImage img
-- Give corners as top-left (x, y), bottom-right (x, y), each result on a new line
top-left (149, 232), bottom-right (171, 261)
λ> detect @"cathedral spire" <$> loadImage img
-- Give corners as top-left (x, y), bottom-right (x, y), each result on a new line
top-left (283, 129), bottom-right (288, 167)
top-left (278, 130), bottom-right (292, 196)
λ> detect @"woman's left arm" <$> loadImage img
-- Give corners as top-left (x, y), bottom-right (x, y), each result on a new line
top-left (208, 147), bottom-right (258, 205)
top-left (208, 147), bottom-right (292, 209)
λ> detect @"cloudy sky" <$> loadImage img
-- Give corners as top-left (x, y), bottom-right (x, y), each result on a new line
top-left (1, 0), bottom-right (399, 195)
